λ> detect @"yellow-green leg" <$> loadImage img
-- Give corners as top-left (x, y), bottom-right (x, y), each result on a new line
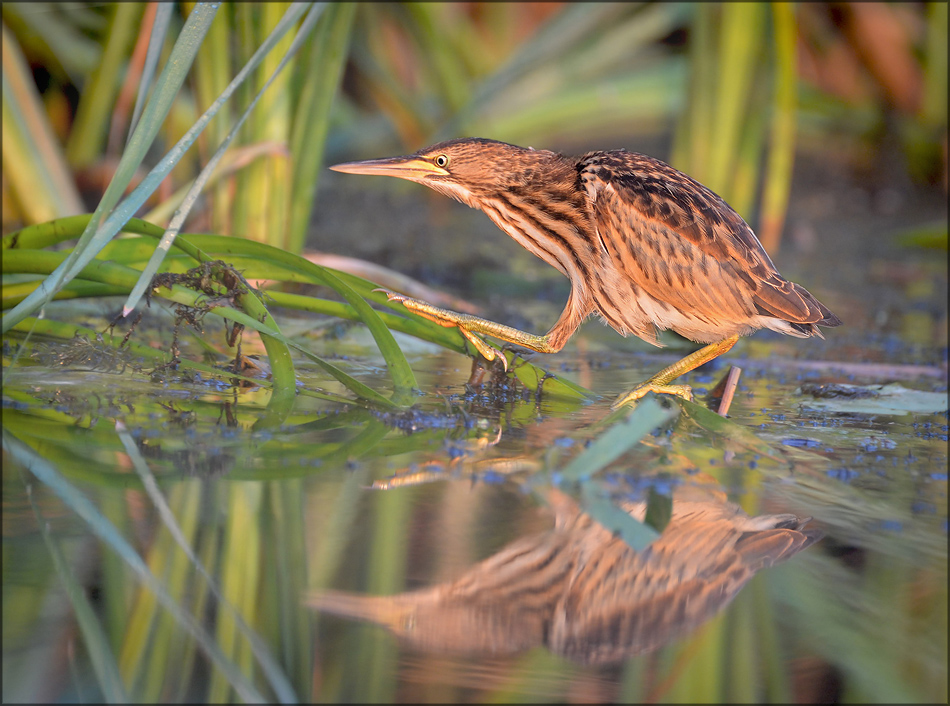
top-left (380, 288), bottom-right (740, 404)
top-left (611, 334), bottom-right (741, 409)
top-left (378, 290), bottom-right (558, 370)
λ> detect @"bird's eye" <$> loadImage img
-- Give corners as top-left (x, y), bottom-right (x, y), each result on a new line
top-left (434, 154), bottom-right (449, 168)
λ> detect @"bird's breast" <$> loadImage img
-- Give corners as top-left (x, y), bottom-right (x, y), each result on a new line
top-left (478, 192), bottom-right (600, 292)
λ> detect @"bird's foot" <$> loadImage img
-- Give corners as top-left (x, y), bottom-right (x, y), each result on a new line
top-left (458, 328), bottom-right (508, 371)
top-left (375, 289), bottom-right (507, 370)
top-left (611, 382), bottom-right (693, 409)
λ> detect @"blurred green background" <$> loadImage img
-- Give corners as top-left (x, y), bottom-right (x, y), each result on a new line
top-left (3, 1), bottom-right (946, 249)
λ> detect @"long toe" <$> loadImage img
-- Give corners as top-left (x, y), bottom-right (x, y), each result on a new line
top-left (612, 383), bottom-right (694, 409)
top-left (458, 327), bottom-right (506, 369)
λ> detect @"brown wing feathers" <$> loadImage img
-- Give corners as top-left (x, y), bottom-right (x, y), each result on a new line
top-left (754, 277), bottom-right (842, 328)
top-left (581, 150), bottom-right (841, 330)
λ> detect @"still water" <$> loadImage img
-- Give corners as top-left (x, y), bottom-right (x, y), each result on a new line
top-left (2, 313), bottom-right (946, 702)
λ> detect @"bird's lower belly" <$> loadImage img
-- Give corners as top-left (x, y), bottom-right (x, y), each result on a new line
top-left (593, 286), bottom-right (756, 345)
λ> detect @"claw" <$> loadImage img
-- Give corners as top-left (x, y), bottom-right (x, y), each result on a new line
top-left (495, 350), bottom-right (509, 372)
top-left (372, 287), bottom-right (404, 302)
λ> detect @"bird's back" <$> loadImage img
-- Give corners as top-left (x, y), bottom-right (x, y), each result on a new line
top-left (574, 150), bottom-right (840, 345)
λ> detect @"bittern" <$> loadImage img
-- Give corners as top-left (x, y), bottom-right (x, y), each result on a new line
top-left (307, 487), bottom-right (822, 664)
top-left (331, 138), bottom-right (841, 407)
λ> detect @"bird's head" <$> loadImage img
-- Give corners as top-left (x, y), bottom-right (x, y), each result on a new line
top-left (330, 138), bottom-right (556, 207)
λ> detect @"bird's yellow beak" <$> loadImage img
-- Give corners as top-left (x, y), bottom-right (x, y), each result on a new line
top-left (329, 156), bottom-right (449, 180)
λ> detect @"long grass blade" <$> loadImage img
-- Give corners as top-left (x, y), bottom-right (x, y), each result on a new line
top-left (558, 396), bottom-right (678, 482)
top-left (3, 430), bottom-right (269, 704)
top-left (2, 250), bottom-right (393, 408)
top-left (122, 3), bottom-right (321, 318)
top-left (127, 2), bottom-right (174, 142)
top-left (172, 233), bottom-right (419, 399)
top-left (2, 3), bottom-right (219, 334)
top-left (115, 421), bottom-right (298, 703)
top-left (29, 488), bottom-right (130, 703)
top-left (758, 2), bottom-right (798, 253)
top-left (4, 214), bottom-right (593, 402)
top-left (4, 215), bottom-right (590, 402)
top-left (65, 3), bottom-right (142, 168)
top-left (229, 272), bottom-right (297, 427)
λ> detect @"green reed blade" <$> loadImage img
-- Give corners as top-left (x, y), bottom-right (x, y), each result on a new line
top-left (116, 422), bottom-right (298, 702)
top-left (759, 2), bottom-right (798, 253)
top-left (3, 430), bottom-right (270, 703)
top-left (122, 3), bottom-right (318, 317)
top-left (579, 483), bottom-right (660, 553)
top-left (2, 4), bottom-right (219, 334)
top-left (65, 3), bottom-right (142, 168)
top-left (287, 2), bottom-right (356, 255)
top-left (2, 248), bottom-right (305, 407)
top-left (30, 490), bottom-right (130, 703)
top-left (559, 396), bottom-right (679, 482)
top-left (1, 23), bottom-right (84, 220)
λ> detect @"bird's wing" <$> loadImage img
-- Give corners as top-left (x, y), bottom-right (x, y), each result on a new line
top-left (581, 153), bottom-right (831, 325)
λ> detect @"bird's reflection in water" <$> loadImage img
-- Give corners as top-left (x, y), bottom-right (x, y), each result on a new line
top-left (306, 486), bottom-right (822, 665)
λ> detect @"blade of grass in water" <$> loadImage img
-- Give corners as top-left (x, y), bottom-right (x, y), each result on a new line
top-left (115, 421), bottom-right (297, 702)
top-left (3, 247), bottom-right (392, 407)
top-left (29, 488), bottom-right (129, 703)
top-left (675, 398), bottom-right (781, 459)
top-left (554, 397), bottom-right (679, 551)
top-left (3, 242), bottom-right (393, 410)
top-left (5, 214), bottom-right (416, 402)
top-left (358, 486), bottom-right (410, 703)
top-left (579, 483), bottom-right (660, 553)
top-left (4, 216), bottom-right (591, 403)
top-left (558, 396), bottom-right (679, 482)
top-left (3, 431), bottom-right (270, 704)
top-left (208, 481), bottom-right (263, 703)
top-left (177, 226), bottom-right (420, 400)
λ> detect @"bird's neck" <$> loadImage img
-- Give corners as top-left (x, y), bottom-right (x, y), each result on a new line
top-left (474, 157), bottom-right (597, 290)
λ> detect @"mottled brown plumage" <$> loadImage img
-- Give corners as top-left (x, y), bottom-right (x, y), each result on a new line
top-left (331, 138), bottom-right (841, 404)
top-left (306, 487), bottom-right (822, 664)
